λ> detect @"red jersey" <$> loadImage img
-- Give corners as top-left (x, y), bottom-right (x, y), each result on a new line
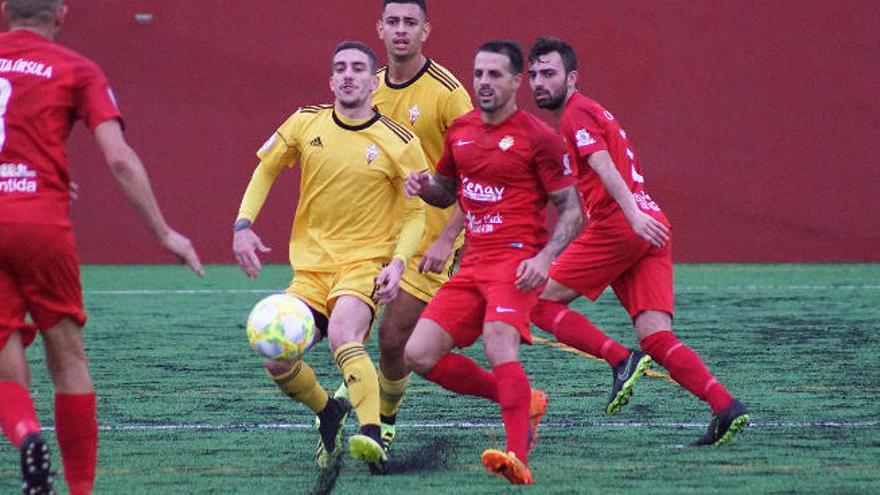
top-left (560, 92), bottom-right (662, 222)
top-left (0, 30), bottom-right (121, 226)
top-left (436, 109), bottom-right (575, 254)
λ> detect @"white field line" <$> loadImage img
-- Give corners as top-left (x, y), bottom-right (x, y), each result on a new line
top-left (83, 285), bottom-right (880, 295)
top-left (36, 420), bottom-right (879, 433)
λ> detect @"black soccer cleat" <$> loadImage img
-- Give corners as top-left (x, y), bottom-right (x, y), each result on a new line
top-left (315, 396), bottom-right (352, 468)
top-left (693, 399), bottom-right (751, 446)
top-left (20, 434), bottom-right (55, 495)
top-left (605, 350), bottom-right (652, 415)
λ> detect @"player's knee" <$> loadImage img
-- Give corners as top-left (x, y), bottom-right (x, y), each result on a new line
top-left (264, 357), bottom-right (300, 377)
top-left (635, 310), bottom-right (672, 341)
top-left (482, 323), bottom-right (521, 366)
top-left (403, 340), bottom-right (435, 376)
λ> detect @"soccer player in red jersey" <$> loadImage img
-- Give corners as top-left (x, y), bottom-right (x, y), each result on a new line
top-left (0, 1), bottom-right (203, 493)
top-left (526, 36), bottom-right (750, 445)
top-left (404, 40), bottom-right (583, 485)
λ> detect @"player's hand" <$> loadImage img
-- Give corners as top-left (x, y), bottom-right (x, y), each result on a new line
top-left (233, 228), bottom-right (270, 278)
top-left (627, 210), bottom-right (669, 248)
top-left (404, 171), bottom-right (431, 198)
top-left (515, 253), bottom-right (551, 292)
top-left (69, 181), bottom-right (79, 205)
top-left (419, 236), bottom-right (455, 274)
top-left (373, 258), bottom-right (405, 305)
top-left (160, 229), bottom-right (204, 276)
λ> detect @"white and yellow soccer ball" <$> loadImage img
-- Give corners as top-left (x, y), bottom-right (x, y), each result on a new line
top-left (246, 293), bottom-right (316, 360)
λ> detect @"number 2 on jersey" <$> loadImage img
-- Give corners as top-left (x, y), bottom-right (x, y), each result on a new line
top-left (0, 78), bottom-right (12, 152)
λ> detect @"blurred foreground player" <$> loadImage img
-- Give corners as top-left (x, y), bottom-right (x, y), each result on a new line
top-left (404, 40), bottom-right (583, 485)
top-left (527, 36), bottom-right (749, 445)
top-left (0, 1), bottom-right (204, 493)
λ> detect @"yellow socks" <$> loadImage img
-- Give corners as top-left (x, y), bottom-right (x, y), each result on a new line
top-left (271, 360), bottom-right (328, 413)
top-left (334, 343), bottom-right (380, 426)
top-left (379, 370), bottom-right (411, 419)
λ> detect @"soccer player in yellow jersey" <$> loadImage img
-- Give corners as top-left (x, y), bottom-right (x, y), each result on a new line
top-left (366, 0), bottom-right (473, 455)
top-left (232, 41), bottom-right (428, 474)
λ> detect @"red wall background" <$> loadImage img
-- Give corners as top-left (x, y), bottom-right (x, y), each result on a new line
top-left (20, 0), bottom-right (878, 263)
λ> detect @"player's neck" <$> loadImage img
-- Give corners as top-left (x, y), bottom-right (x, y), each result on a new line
top-left (551, 90), bottom-right (577, 119)
top-left (334, 102), bottom-right (375, 121)
top-left (9, 24), bottom-right (56, 40)
top-left (386, 54), bottom-right (427, 85)
top-left (481, 101), bottom-right (518, 126)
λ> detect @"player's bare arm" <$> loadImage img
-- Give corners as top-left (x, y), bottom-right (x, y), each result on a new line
top-left (515, 184), bottom-right (583, 292)
top-left (373, 258), bottom-right (406, 305)
top-left (405, 171), bottom-right (457, 208)
top-left (419, 205), bottom-right (464, 274)
top-left (93, 120), bottom-right (204, 275)
top-left (587, 150), bottom-right (669, 247)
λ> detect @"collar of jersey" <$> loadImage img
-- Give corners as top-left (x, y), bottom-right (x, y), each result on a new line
top-left (332, 109), bottom-right (381, 131)
top-left (383, 58), bottom-right (432, 90)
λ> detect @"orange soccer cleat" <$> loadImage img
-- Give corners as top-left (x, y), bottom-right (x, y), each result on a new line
top-left (528, 389), bottom-right (549, 452)
top-left (481, 449), bottom-right (533, 485)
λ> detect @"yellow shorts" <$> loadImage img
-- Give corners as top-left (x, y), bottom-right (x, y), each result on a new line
top-left (287, 260), bottom-right (384, 319)
top-left (399, 247), bottom-right (462, 304)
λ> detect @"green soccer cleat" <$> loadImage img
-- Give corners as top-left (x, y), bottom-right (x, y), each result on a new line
top-left (605, 350), bottom-right (652, 415)
top-left (349, 434), bottom-right (388, 475)
top-left (315, 397), bottom-right (352, 469)
top-left (380, 423), bottom-right (396, 453)
top-left (693, 399), bottom-right (751, 446)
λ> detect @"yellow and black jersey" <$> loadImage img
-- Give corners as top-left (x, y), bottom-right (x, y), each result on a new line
top-left (373, 59), bottom-right (472, 254)
top-left (238, 105), bottom-right (428, 272)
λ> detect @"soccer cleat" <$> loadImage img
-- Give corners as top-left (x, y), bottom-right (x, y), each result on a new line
top-left (693, 399), bottom-right (751, 446)
top-left (315, 397), bottom-right (352, 469)
top-left (527, 389), bottom-right (548, 452)
top-left (348, 434), bottom-right (388, 475)
top-left (605, 350), bottom-right (652, 415)
top-left (20, 434), bottom-right (55, 495)
top-left (380, 422), bottom-right (396, 453)
top-left (481, 449), bottom-right (533, 485)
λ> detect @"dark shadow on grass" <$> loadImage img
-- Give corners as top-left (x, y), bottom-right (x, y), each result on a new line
top-left (386, 436), bottom-right (452, 474)
top-left (309, 457), bottom-right (342, 495)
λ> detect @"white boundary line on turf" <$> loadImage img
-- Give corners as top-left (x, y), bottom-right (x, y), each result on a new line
top-left (83, 285), bottom-right (880, 295)
top-left (36, 420), bottom-right (879, 432)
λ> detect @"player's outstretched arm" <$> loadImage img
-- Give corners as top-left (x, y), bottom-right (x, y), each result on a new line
top-left (587, 150), bottom-right (669, 247)
top-left (405, 171), bottom-right (457, 208)
top-left (419, 205), bottom-right (465, 274)
top-left (515, 185), bottom-right (583, 292)
top-left (93, 120), bottom-right (204, 275)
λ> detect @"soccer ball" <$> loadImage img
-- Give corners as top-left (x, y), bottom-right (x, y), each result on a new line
top-left (246, 293), bottom-right (316, 360)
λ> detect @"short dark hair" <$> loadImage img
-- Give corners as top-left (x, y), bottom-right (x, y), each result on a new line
top-left (5, 0), bottom-right (62, 23)
top-left (332, 41), bottom-right (379, 73)
top-left (382, 0), bottom-right (427, 16)
top-left (477, 39), bottom-right (524, 75)
top-left (529, 36), bottom-right (578, 74)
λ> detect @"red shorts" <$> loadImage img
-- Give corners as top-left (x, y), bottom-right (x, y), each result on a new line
top-left (0, 224), bottom-right (86, 350)
top-left (420, 248), bottom-right (542, 348)
top-left (550, 212), bottom-right (674, 322)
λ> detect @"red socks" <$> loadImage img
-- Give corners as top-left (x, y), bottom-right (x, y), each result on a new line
top-left (640, 331), bottom-right (734, 415)
top-left (0, 381), bottom-right (41, 448)
top-left (55, 393), bottom-right (98, 495)
top-left (493, 361), bottom-right (531, 464)
top-left (426, 353), bottom-right (499, 402)
top-left (531, 300), bottom-right (629, 368)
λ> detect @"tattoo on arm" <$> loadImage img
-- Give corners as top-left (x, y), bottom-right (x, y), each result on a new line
top-left (421, 174), bottom-right (458, 208)
top-left (541, 185), bottom-right (584, 259)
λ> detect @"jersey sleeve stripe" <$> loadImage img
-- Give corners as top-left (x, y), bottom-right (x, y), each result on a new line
top-left (379, 116), bottom-right (414, 139)
top-left (426, 66), bottom-right (459, 91)
top-left (379, 117), bottom-right (414, 143)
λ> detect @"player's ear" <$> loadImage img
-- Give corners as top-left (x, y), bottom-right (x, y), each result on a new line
top-left (371, 73), bottom-right (380, 92)
top-left (567, 69), bottom-right (579, 89)
top-left (421, 19), bottom-right (431, 42)
top-left (56, 4), bottom-right (68, 30)
top-left (376, 18), bottom-right (384, 40)
top-left (0, 2), bottom-right (8, 22)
